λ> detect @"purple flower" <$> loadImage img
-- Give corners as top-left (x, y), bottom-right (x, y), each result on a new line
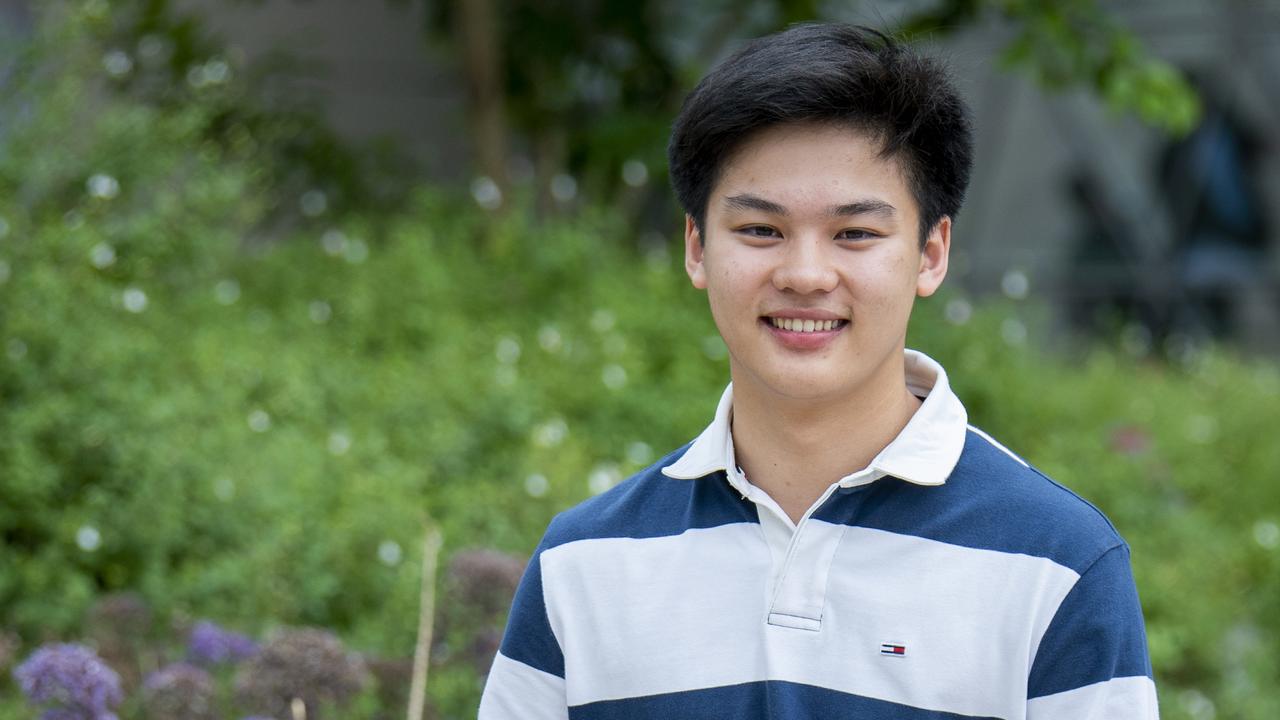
top-left (234, 628), bottom-right (366, 720)
top-left (143, 663), bottom-right (217, 720)
top-left (86, 593), bottom-right (152, 641)
top-left (12, 643), bottom-right (122, 720)
top-left (187, 620), bottom-right (259, 666)
top-left (445, 549), bottom-right (526, 616)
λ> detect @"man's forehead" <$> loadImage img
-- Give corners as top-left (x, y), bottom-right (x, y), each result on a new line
top-left (708, 123), bottom-right (914, 218)
top-left (724, 120), bottom-right (896, 165)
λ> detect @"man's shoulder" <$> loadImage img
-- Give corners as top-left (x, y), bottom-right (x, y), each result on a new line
top-left (844, 425), bottom-right (1127, 576)
top-left (948, 425), bottom-right (1128, 573)
top-left (538, 443), bottom-right (755, 553)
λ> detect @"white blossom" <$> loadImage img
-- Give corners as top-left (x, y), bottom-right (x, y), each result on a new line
top-left (621, 159), bottom-right (648, 187)
top-left (377, 540), bottom-right (403, 567)
top-left (90, 243), bottom-right (116, 269)
top-left (1253, 521), bottom-right (1279, 550)
top-left (214, 279), bottom-right (240, 305)
top-left (524, 473), bottom-right (549, 498)
top-left (550, 174), bottom-right (578, 203)
top-left (537, 325), bottom-right (563, 353)
top-left (321, 229), bottom-right (347, 256)
top-left (1000, 318), bottom-right (1027, 346)
top-left (343, 238), bottom-right (368, 264)
top-left (308, 300), bottom-right (332, 324)
top-left (495, 335), bottom-right (521, 364)
top-left (76, 525), bottom-right (101, 552)
top-left (532, 418), bottom-right (568, 448)
top-left (122, 287), bottom-right (148, 313)
top-left (87, 174), bottom-right (120, 200)
top-left (328, 431), bottom-right (352, 456)
top-left (470, 176), bottom-right (502, 210)
top-left (944, 298), bottom-right (972, 325)
top-left (626, 441), bottom-right (652, 465)
top-left (299, 189), bottom-right (328, 217)
top-left (602, 364), bottom-right (627, 390)
top-left (1001, 268), bottom-right (1030, 300)
top-left (590, 309), bottom-right (616, 333)
top-left (102, 49), bottom-right (133, 77)
top-left (248, 409), bottom-right (271, 433)
top-left (588, 464), bottom-right (621, 495)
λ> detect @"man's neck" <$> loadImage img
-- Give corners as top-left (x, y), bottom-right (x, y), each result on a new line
top-left (730, 356), bottom-right (922, 524)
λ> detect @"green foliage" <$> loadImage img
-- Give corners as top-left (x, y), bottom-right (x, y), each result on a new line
top-left (899, 0), bottom-right (1201, 135)
top-left (0, 2), bottom-right (1274, 719)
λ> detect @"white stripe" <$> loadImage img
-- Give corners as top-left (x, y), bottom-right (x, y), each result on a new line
top-left (803, 526), bottom-right (1077, 717)
top-left (541, 523), bottom-right (772, 706)
top-left (540, 523), bottom-right (1080, 717)
top-left (478, 652), bottom-right (569, 720)
top-left (968, 424), bottom-right (1030, 467)
top-left (1027, 676), bottom-right (1159, 719)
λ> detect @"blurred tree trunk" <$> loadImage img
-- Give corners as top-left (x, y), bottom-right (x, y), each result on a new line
top-left (454, 0), bottom-right (508, 197)
top-left (533, 125), bottom-right (565, 219)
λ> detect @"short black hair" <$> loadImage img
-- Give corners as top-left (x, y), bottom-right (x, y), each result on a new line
top-left (667, 23), bottom-right (973, 246)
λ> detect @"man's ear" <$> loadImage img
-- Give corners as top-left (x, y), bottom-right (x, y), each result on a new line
top-left (916, 215), bottom-right (951, 298)
top-left (684, 215), bottom-right (708, 289)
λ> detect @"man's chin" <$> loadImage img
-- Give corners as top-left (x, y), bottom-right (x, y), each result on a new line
top-left (741, 372), bottom-right (864, 404)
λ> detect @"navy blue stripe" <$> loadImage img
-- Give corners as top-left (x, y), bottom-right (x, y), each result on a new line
top-left (568, 681), bottom-right (1001, 720)
top-left (499, 445), bottom-right (757, 677)
top-left (813, 430), bottom-right (1122, 574)
top-left (541, 444), bottom-right (759, 550)
top-left (1028, 544), bottom-right (1153, 698)
top-left (497, 550), bottom-right (564, 678)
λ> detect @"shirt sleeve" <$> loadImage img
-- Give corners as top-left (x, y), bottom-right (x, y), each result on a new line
top-left (1026, 544), bottom-right (1159, 719)
top-left (478, 537), bottom-right (569, 720)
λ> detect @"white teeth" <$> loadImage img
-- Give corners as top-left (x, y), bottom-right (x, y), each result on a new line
top-left (769, 317), bottom-right (841, 333)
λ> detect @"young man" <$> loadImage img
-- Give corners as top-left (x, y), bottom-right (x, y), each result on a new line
top-left (480, 23), bottom-right (1157, 719)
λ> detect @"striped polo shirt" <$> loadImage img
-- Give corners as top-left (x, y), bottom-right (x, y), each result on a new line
top-left (479, 350), bottom-right (1158, 719)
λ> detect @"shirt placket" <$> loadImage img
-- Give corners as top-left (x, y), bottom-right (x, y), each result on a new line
top-left (729, 467), bottom-right (874, 633)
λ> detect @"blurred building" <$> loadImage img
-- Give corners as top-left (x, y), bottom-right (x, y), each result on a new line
top-left (4, 0), bottom-right (1278, 353)
top-left (930, 3), bottom-right (1280, 355)
top-left (176, 0), bottom-right (471, 179)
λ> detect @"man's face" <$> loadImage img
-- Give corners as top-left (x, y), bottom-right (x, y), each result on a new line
top-left (684, 122), bottom-right (950, 403)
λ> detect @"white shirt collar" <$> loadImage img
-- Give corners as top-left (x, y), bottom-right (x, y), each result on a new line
top-left (661, 349), bottom-right (968, 488)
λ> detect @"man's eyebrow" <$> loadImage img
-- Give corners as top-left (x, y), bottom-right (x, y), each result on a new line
top-left (723, 194), bottom-right (789, 216)
top-left (827, 199), bottom-right (897, 219)
top-left (722, 194), bottom-right (897, 220)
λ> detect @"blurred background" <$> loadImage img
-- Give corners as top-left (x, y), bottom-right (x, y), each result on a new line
top-left (0, 0), bottom-right (1277, 718)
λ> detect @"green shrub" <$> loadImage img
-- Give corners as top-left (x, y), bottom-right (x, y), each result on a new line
top-left (1, 3), bottom-right (1277, 719)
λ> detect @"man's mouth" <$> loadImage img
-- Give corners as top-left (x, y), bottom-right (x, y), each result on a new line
top-left (764, 317), bottom-right (848, 333)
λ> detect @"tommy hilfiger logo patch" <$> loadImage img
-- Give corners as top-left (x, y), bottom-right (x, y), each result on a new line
top-left (879, 642), bottom-right (906, 657)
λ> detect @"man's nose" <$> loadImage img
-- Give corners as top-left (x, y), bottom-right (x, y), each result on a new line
top-left (772, 234), bottom-right (839, 294)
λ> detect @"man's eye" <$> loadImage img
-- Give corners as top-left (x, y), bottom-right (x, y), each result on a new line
top-left (837, 228), bottom-right (878, 241)
top-left (739, 225), bottom-right (780, 238)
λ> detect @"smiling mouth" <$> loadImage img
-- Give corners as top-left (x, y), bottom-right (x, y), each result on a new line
top-left (763, 317), bottom-right (848, 333)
